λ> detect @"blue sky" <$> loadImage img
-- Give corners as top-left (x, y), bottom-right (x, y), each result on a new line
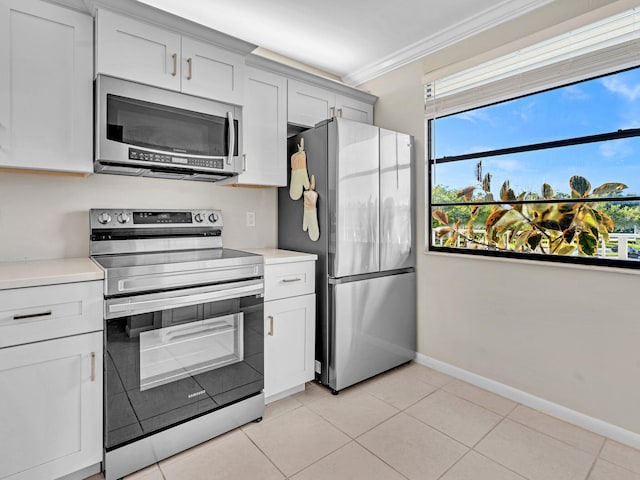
top-left (433, 66), bottom-right (640, 198)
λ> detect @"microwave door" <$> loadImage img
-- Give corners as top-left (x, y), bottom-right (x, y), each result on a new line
top-left (95, 75), bottom-right (243, 179)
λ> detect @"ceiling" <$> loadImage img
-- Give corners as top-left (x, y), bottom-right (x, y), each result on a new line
top-left (136, 0), bottom-right (553, 86)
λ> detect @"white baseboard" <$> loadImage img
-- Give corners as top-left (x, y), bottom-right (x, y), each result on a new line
top-left (415, 353), bottom-right (640, 450)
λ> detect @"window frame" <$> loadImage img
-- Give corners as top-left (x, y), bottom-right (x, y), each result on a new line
top-left (427, 65), bottom-right (640, 270)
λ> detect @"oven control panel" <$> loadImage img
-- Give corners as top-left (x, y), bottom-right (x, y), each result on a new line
top-left (90, 208), bottom-right (224, 229)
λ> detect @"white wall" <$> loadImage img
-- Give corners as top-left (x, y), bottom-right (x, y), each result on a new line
top-left (360, 0), bottom-right (640, 436)
top-left (0, 171), bottom-right (277, 261)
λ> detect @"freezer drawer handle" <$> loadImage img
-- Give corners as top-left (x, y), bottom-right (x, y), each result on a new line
top-left (281, 277), bottom-right (302, 283)
top-left (13, 310), bottom-right (52, 320)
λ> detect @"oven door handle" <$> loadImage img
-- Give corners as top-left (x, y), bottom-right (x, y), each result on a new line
top-left (106, 282), bottom-right (262, 318)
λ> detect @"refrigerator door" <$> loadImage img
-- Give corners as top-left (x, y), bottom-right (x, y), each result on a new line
top-left (330, 118), bottom-right (380, 278)
top-left (329, 271), bottom-right (416, 392)
top-left (380, 129), bottom-right (414, 271)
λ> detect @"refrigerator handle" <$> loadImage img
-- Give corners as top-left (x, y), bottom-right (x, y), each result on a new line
top-left (395, 133), bottom-right (400, 189)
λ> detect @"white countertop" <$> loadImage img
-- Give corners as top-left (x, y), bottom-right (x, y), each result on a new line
top-left (243, 248), bottom-right (318, 265)
top-left (0, 257), bottom-right (104, 290)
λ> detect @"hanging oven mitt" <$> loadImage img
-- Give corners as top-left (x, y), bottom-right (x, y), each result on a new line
top-left (302, 175), bottom-right (320, 241)
top-left (289, 138), bottom-right (310, 200)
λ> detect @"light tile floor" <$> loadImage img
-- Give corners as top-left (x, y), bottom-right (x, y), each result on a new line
top-left (89, 362), bottom-right (640, 480)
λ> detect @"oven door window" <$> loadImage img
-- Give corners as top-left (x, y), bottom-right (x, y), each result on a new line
top-left (106, 94), bottom-right (238, 156)
top-left (105, 295), bottom-right (262, 450)
top-left (139, 311), bottom-right (244, 391)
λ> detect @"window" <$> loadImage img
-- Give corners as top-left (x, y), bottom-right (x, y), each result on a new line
top-left (429, 65), bottom-right (640, 267)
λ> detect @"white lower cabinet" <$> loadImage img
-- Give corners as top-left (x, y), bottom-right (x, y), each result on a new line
top-left (0, 331), bottom-right (103, 480)
top-left (0, 279), bottom-right (103, 480)
top-left (261, 255), bottom-right (317, 403)
top-left (264, 294), bottom-right (315, 400)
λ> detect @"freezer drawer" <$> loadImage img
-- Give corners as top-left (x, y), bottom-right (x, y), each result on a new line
top-left (329, 271), bottom-right (416, 392)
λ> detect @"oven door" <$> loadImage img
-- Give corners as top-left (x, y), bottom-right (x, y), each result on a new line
top-left (104, 279), bottom-right (263, 451)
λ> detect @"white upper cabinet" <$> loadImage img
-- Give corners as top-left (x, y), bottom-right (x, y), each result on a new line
top-left (288, 80), bottom-right (335, 128)
top-left (96, 9), bottom-right (245, 105)
top-left (95, 9), bottom-right (181, 91)
top-left (181, 37), bottom-right (244, 105)
top-left (288, 79), bottom-right (374, 127)
top-left (0, 0), bottom-right (92, 173)
top-left (335, 94), bottom-right (374, 124)
top-left (234, 66), bottom-right (287, 186)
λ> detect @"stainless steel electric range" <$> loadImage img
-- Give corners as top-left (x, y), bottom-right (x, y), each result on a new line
top-left (90, 208), bottom-right (264, 480)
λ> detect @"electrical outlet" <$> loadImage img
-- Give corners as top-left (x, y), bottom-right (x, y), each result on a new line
top-left (246, 211), bottom-right (255, 227)
top-left (315, 360), bottom-right (321, 374)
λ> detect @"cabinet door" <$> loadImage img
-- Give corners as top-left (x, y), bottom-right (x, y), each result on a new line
top-left (288, 79), bottom-right (334, 127)
top-left (264, 294), bottom-right (315, 399)
top-left (0, 332), bottom-right (103, 480)
top-left (96, 8), bottom-right (181, 91)
top-left (336, 94), bottom-right (374, 124)
top-left (237, 67), bottom-right (287, 186)
top-left (0, 0), bottom-right (92, 173)
top-left (181, 37), bottom-right (245, 105)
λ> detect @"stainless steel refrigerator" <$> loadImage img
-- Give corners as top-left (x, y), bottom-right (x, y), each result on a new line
top-left (278, 117), bottom-right (416, 393)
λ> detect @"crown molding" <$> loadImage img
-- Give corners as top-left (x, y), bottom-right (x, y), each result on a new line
top-left (343, 0), bottom-right (554, 86)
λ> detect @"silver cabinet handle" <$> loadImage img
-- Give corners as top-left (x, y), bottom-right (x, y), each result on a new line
top-left (242, 154), bottom-right (247, 172)
top-left (90, 352), bottom-right (96, 382)
top-left (186, 57), bottom-right (193, 80)
top-left (13, 310), bottom-right (52, 320)
top-left (226, 111), bottom-right (235, 166)
top-left (268, 316), bottom-right (274, 336)
top-left (281, 278), bottom-right (302, 283)
top-left (171, 53), bottom-right (177, 76)
top-left (337, 108), bottom-right (343, 117)
top-left (329, 107), bottom-right (336, 118)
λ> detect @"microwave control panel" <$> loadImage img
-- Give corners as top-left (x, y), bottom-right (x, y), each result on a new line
top-left (129, 148), bottom-right (223, 169)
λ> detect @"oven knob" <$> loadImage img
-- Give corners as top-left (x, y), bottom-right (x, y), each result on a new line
top-left (209, 213), bottom-right (219, 223)
top-left (97, 212), bottom-right (111, 224)
top-left (194, 213), bottom-right (205, 223)
top-left (117, 212), bottom-right (131, 224)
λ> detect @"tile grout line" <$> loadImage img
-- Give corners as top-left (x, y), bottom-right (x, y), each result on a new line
top-left (441, 381), bottom-right (519, 417)
top-left (239, 427), bottom-right (289, 479)
top-left (350, 412), bottom-right (413, 480)
top-left (472, 417), bottom-right (601, 480)
top-left (505, 409), bottom-right (607, 457)
top-left (594, 440), bottom-right (640, 478)
top-left (466, 409), bottom-right (534, 479)
top-left (469, 450), bottom-right (531, 480)
top-left (584, 437), bottom-right (607, 479)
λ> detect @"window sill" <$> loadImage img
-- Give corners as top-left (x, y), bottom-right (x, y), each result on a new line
top-left (422, 247), bottom-right (640, 277)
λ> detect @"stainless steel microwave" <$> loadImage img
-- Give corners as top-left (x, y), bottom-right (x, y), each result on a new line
top-left (95, 75), bottom-right (243, 182)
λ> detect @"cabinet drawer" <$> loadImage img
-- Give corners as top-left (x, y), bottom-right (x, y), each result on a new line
top-left (264, 261), bottom-right (315, 301)
top-left (0, 281), bottom-right (103, 348)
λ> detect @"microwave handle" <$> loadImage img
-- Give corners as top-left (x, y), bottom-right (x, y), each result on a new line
top-left (226, 111), bottom-right (235, 166)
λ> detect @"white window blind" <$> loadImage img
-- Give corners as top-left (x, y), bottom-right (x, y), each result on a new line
top-left (425, 7), bottom-right (640, 119)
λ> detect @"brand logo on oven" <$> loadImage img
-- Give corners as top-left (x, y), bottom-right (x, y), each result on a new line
top-left (188, 389), bottom-right (207, 399)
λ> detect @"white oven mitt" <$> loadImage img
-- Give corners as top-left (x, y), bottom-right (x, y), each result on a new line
top-left (289, 138), bottom-right (310, 200)
top-left (302, 175), bottom-right (320, 241)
